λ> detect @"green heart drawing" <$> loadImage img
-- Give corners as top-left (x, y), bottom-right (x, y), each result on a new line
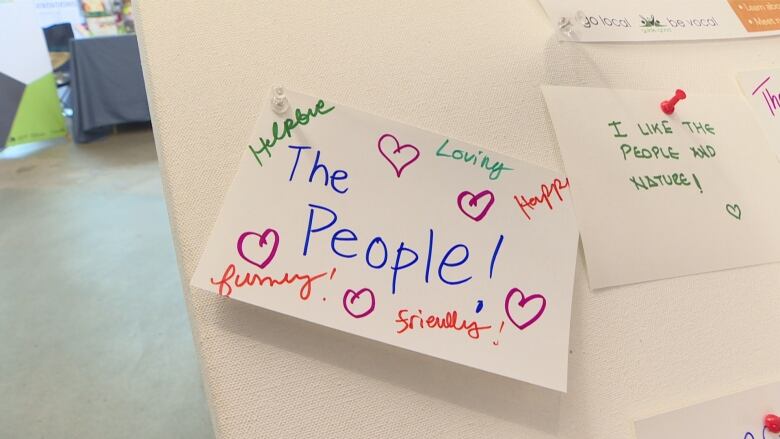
top-left (726, 203), bottom-right (741, 220)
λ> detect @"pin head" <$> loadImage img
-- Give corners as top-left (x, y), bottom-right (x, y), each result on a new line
top-left (557, 17), bottom-right (574, 36)
top-left (557, 10), bottom-right (586, 39)
top-left (660, 89), bottom-right (686, 115)
top-left (574, 10), bottom-right (587, 26)
top-left (766, 414), bottom-right (780, 433)
top-left (271, 86), bottom-right (290, 114)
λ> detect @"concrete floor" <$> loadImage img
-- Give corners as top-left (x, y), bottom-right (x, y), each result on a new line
top-left (0, 128), bottom-right (214, 438)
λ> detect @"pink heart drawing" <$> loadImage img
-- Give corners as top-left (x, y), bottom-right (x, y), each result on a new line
top-left (236, 229), bottom-right (279, 270)
top-left (377, 133), bottom-right (420, 178)
top-left (457, 190), bottom-right (495, 222)
top-left (504, 288), bottom-right (546, 330)
top-left (342, 288), bottom-right (376, 319)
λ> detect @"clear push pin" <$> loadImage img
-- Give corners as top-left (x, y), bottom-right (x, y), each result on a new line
top-left (558, 17), bottom-right (574, 37)
top-left (558, 10), bottom-right (586, 39)
top-left (271, 86), bottom-right (290, 114)
top-left (574, 10), bottom-right (587, 26)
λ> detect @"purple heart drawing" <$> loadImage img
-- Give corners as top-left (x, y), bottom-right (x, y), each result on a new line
top-left (457, 190), bottom-right (495, 222)
top-left (504, 288), bottom-right (546, 330)
top-left (236, 228), bottom-right (279, 270)
top-left (342, 288), bottom-right (376, 319)
top-left (377, 133), bottom-right (420, 178)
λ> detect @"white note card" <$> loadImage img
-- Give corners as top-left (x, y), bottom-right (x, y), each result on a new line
top-left (738, 69), bottom-right (780, 156)
top-left (538, 0), bottom-right (780, 42)
top-left (542, 86), bottom-right (780, 289)
top-left (635, 382), bottom-right (780, 438)
top-left (191, 89), bottom-right (580, 391)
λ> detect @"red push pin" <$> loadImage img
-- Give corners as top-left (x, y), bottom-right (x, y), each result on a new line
top-left (766, 414), bottom-right (780, 434)
top-left (660, 89), bottom-right (687, 115)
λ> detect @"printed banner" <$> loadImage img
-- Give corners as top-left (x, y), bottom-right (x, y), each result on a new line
top-left (34, 0), bottom-right (82, 29)
top-left (538, 0), bottom-right (780, 42)
top-left (728, 0), bottom-right (780, 32)
top-left (191, 89), bottom-right (580, 391)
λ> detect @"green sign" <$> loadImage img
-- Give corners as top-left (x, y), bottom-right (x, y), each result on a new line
top-left (0, 0), bottom-right (66, 149)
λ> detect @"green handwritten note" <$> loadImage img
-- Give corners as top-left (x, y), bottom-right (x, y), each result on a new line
top-left (248, 99), bottom-right (335, 166)
top-left (542, 85), bottom-right (780, 288)
top-left (608, 119), bottom-right (716, 193)
top-left (435, 139), bottom-right (514, 180)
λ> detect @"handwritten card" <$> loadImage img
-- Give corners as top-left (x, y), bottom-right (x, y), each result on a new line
top-left (191, 89), bottom-right (580, 391)
top-left (738, 69), bottom-right (780, 156)
top-left (635, 382), bottom-right (780, 438)
top-left (542, 86), bottom-right (780, 288)
top-left (538, 0), bottom-right (780, 42)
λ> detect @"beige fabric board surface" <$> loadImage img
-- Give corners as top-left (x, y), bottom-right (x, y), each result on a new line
top-left (134, 1), bottom-right (780, 437)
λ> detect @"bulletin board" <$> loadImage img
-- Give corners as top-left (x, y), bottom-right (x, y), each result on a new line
top-left (133, 1), bottom-right (780, 438)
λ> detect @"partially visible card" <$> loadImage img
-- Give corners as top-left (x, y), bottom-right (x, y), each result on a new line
top-left (542, 86), bottom-right (780, 288)
top-left (737, 69), bottom-right (780, 157)
top-left (538, 0), bottom-right (780, 42)
top-left (635, 382), bottom-right (780, 438)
